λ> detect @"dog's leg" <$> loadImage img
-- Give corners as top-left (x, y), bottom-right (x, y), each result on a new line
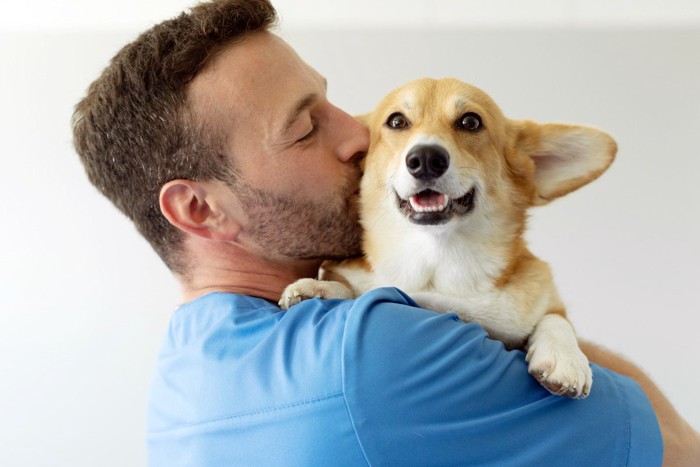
top-left (526, 314), bottom-right (593, 398)
top-left (407, 290), bottom-right (538, 345)
top-left (410, 290), bottom-right (592, 398)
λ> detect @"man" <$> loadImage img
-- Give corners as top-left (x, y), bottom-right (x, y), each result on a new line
top-left (72, 0), bottom-right (699, 465)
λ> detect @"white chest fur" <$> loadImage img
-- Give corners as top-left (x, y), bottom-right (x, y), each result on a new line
top-left (367, 219), bottom-right (508, 298)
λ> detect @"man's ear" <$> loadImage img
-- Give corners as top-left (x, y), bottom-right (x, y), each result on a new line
top-left (514, 120), bottom-right (617, 205)
top-left (159, 179), bottom-right (241, 241)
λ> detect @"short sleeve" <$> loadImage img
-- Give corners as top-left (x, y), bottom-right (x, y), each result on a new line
top-left (341, 288), bottom-right (663, 466)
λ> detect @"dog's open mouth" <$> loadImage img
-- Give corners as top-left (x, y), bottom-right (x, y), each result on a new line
top-left (397, 187), bottom-right (476, 225)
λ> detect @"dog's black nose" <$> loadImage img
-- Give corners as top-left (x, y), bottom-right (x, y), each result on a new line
top-left (406, 144), bottom-right (450, 180)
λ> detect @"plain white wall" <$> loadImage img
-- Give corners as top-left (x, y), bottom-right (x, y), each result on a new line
top-left (2, 0), bottom-right (700, 30)
top-left (1, 1), bottom-right (699, 466)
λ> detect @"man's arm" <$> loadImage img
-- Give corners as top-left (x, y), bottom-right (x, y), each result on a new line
top-left (580, 341), bottom-right (700, 467)
top-left (342, 288), bottom-right (664, 466)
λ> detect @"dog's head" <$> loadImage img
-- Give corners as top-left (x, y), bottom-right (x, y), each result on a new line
top-left (358, 78), bottom-right (616, 235)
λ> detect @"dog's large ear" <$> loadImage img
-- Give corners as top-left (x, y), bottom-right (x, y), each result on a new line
top-left (514, 121), bottom-right (617, 205)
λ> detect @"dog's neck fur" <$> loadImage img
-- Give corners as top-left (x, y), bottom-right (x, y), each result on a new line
top-left (363, 205), bottom-right (526, 296)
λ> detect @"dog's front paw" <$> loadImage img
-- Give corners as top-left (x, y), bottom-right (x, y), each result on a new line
top-left (278, 279), bottom-right (354, 310)
top-left (526, 340), bottom-right (593, 399)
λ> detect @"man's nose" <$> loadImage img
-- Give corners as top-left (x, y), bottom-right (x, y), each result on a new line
top-left (335, 109), bottom-right (369, 163)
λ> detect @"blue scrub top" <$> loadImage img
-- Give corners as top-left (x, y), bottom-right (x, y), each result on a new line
top-left (148, 288), bottom-right (662, 466)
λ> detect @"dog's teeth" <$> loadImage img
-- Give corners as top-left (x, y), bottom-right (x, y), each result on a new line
top-left (409, 192), bottom-right (449, 213)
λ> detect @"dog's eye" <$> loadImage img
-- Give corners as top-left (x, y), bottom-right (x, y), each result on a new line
top-left (386, 112), bottom-right (410, 130)
top-left (457, 113), bottom-right (483, 132)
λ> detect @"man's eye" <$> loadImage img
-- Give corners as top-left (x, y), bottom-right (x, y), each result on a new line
top-left (297, 126), bottom-right (317, 143)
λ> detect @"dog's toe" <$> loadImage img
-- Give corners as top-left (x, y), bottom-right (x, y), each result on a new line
top-left (527, 345), bottom-right (592, 399)
top-left (279, 278), bottom-right (354, 310)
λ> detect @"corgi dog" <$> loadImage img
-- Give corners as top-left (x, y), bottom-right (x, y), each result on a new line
top-left (280, 78), bottom-right (616, 398)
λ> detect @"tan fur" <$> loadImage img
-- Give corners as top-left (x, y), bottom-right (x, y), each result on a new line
top-left (281, 78), bottom-right (616, 398)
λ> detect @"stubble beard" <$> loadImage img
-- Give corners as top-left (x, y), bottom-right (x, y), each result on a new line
top-left (230, 168), bottom-right (364, 262)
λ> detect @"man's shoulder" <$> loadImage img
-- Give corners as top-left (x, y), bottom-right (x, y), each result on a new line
top-left (149, 290), bottom-right (409, 429)
top-left (148, 288), bottom-right (450, 423)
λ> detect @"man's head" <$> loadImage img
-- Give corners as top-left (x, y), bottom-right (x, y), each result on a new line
top-left (73, 0), bottom-right (368, 281)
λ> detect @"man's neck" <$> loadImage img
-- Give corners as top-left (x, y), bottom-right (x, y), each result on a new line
top-left (178, 240), bottom-right (322, 304)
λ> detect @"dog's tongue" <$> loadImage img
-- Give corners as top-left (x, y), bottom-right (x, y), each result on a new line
top-left (410, 190), bottom-right (448, 212)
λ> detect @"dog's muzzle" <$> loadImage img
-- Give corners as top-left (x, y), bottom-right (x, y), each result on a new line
top-left (396, 143), bottom-right (476, 225)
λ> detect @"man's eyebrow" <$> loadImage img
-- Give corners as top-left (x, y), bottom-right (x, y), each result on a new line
top-left (282, 78), bottom-right (328, 134)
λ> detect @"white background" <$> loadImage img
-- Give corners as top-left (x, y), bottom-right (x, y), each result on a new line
top-left (1, 1), bottom-right (699, 465)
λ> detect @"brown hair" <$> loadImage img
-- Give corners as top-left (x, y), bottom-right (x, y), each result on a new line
top-left (72, 0), bottom-right (277, 274)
